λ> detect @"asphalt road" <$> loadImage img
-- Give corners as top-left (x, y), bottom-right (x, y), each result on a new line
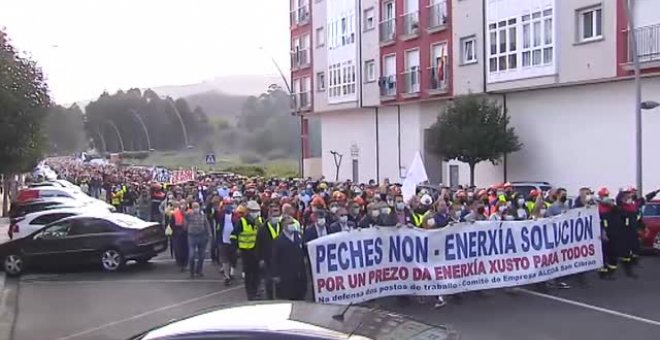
top-left (9, 254), bottom-right (660, 340)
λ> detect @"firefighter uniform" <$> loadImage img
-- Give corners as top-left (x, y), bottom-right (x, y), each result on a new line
top-left (257, 219), bottom-right (281, 300)
top-left (231, 203), bottom-right (263, 300)
top-left (598, 205), bottom-right (622, 278)
top-left (619, 205), bottom-right (640, 277)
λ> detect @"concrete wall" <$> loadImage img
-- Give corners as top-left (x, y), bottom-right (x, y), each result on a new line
top-left (361, 0), bottom-right (382, 107)
top-left (303, 157), bottom-right (323, 179)
top-left (312, 0), bottom-right (329, 110)
top-left (451, 0), bottom-right (485, 95)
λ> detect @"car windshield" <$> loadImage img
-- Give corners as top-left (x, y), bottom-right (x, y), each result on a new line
top-left (643, 204), bottom-right (660, 217)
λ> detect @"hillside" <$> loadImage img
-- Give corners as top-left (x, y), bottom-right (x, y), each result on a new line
top-left (185, 91), bottom-right (247, 121)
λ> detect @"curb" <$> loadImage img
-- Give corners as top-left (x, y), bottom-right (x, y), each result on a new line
top-left (0, 273), bottom-right (17, 340)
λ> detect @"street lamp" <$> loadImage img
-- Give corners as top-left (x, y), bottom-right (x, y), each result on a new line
top-left (641, 101), bottom-right (660, 110)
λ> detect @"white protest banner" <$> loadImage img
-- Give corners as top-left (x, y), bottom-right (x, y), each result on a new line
top-left (307, 207), bottom-right (602, 305)
top-left (169, 169), bottom-right (196, 184)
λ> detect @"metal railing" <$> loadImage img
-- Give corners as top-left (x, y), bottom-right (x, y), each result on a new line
top-left (629, 24), bottom-right (660, 63)
top-left (379, 75), bottom-right (397, 97)
top-left (290, 5), bottom-right (310, 26)
top-left (402, 69), bottom-right (421, 94)
top-left (291, 48), bottom-right (310, 69)
top-left (428, 65), bottom-right (448, 91)
top-left (292, 92), bottom-right (311, 110)
top-left (402, 11), bottom-right (419, 36)
top-left (379, 18), bottom-right (396, 43)
top-left (427, 0), bottom-right (448, 29)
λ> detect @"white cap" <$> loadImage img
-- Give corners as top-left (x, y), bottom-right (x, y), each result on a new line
top-left (420, 194), bottom-right (433, 205)
top-left (232, 191), bottom-right (243, 198)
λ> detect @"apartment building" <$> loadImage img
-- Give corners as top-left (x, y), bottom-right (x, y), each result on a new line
top-left (292, 0), bottom-right (660, 193)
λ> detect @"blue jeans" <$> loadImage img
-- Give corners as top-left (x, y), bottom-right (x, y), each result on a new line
top-left (188, 233), bottom-right (208, 275)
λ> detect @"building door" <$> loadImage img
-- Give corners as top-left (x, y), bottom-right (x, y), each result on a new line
top-left (352, 159), bottom-right (359, 182)
top-left (449, 165), bottom-right (459, 188)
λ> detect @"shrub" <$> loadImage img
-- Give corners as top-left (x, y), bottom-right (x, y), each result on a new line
top-left (239, 151), bottom-right (261, 164)
top-left (265, 149), bottom-right (290, 161)
top-left (224, 165), bottom-right (266, 177)
top-left (121, 151), bottom-right (149, 160)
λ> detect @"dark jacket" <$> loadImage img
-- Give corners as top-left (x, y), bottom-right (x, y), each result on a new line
top-left (257, 221), bottom-right (281, 265)
top-left (303, 224), bottom-right (340, 244)
top-left (328, 220), bottom-right (357, 232)
top-left (271, 232), bottom-right (307, 300)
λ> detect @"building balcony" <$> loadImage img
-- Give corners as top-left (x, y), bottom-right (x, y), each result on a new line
top-left (292, 91), bottom-right (311, 111)
top-left (378, 75), bottom-right (397, 99)
top-left (290, 5), bottom-right (310, 27)
top-left (400, 11), bottom-right (420, 41)
top-left (290, 49), bottom-right (310, 70)
top-left (401, 69), bottom-right (421, 98)
top-left (379, 18), bottom-right (396, 46)
top-left (427, 65), bottom-right (449, 94)
top-left (624, 23), bottom-right (660, 69)
top-left (427, 0), bottom-right (448, 33)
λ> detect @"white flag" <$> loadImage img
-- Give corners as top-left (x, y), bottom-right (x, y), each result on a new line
top-left (402, 151), bottom-right (428, 202)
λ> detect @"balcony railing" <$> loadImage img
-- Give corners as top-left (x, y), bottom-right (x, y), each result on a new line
top-left (427, 0), bottom-right (448, 31)
top-left (628, 24), bottom-right (660, 63)
top-left (428, 64), bottom-right (448, 92)
top-left (292, 91), bottom-right (311, 110)
top-left (291, 48), bottom-right (310, 69)
top-left (379, 18), bottom-right (396, 44)
top-left (290, 5), bottom-right (310, 26)
top-left (378, 75), bottom-right (397, 97)
top-left (401, 11), bottom-right (420, 38)
top-left (401, 69), bottom-right (421, 94)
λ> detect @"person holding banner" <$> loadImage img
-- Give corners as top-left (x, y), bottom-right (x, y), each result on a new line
top-left (329, 207), bottom-right (357, 231)
top-left (271, 216), bottom-right (307, 301)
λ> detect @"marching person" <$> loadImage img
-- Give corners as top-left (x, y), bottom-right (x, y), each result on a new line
top-left (185, 202), bottom-right (211, 278)
top-left (597, 187), bottom-right (621, 279)
top-left (271, 216), bottom-right (308, 301)
top-left (216, 197), bottom-right (237, 286)
top-left (231, 200), bottom-right (263, 300)
top-left (617, 189), bottom-right (641, 278)
top-left (169, 200), bottom-right (189, 272)
top-left (257, 203), bottom-right (282, 300)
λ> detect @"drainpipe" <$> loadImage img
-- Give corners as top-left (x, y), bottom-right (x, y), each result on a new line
top-left (375, 107), bottom-right (380, 183)
top-left (481, 0), bottom-right (487, 94)
top-left (397, 105), bottom-right (402, 179)
top-left (502, 93), bottom-right (508, 182)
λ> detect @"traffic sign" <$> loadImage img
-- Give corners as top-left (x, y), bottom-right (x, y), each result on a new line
top-left (205, 153), bottom-right (216, 165)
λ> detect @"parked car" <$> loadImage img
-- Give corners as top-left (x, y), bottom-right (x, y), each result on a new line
top-left (130, 301), bottom-right (459, 340)
top-left (9, 206), bottom-right (111, 240)
top-left (0, 213), bottom-right (167, 276)
top-left (640, 200), bottom-right (660, 253)
top-left (15, 187), bottom-right (115, 211)
top-left (510, 181), bottom-right (553, 198)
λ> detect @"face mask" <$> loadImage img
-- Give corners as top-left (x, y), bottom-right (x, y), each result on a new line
top-left (517, 198), bottom-right (525, 206)
top-left (286, 224), bottom-right (297, 233)
top-left (193, 208), bottom-right (201, 213)
top-left (371, 210), bottom-right (380, 218)
top-left (395, 202), bottom-right (405, 211)
top-left (249, 212), bottom-right (260, 219)
top-left (585, 194), bottom-right (593, 202)
top-left (330, 206), bottom-right (339, 214)
top-left (351, 208), bottom-right (360, 215)
top-left (380, 207), bottom-right (389, 215)
top-left (339, 216), bottom-right (348, 223)
top-left (317, 218), bottom-right (326, 226)
top-left (270, 216), bottom-right (280, 225)
top-left (498, 206), bottom-right (507, 213)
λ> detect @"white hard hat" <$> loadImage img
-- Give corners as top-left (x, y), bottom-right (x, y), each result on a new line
top-left (420, 194), bottom-right (433, 205)
top-left (246, 200), bottom-right (260, 211)
top-left (232, 191), bottom-right (243, 198)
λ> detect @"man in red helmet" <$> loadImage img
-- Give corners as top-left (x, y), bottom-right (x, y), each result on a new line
top-left (597, 187), bottom-right (622, 279)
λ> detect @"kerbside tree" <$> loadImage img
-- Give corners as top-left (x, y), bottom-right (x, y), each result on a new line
top-left (427, 94), bottom-right (522, 186)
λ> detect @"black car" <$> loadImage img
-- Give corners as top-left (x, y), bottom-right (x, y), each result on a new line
top-left (0, 213), bottom-right (167, 276)
top-left (131, 301), bottom-right (459, 340)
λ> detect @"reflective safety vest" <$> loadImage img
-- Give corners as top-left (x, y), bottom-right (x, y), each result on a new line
top-left (238, 217), bottom-right (258, 250)
top-left (411, 212), bottom-right (427, 227)
top-left (266, 222), bottom-right (280, 239)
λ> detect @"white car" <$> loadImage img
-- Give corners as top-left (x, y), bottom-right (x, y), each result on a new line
top-left (16, 187), bottom-right (114, 211)
top-left (9, 207), bottom-right (112, 240)
top-left (28, 180), bottom-right (81, 192)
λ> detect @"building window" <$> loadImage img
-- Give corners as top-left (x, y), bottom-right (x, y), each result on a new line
top-left (316, 72), bottom-right (325, 91)
top-left (488, 18), bottom-right (517, 72)
top-left (328, 61), bottom-right (356, 99)
top-left (577, 6), bottom-right (602, 42)
top-left (316, 27), bottom-right (325, 47)
top-left (365, 60), bottom-right (376, 82)
top-left (430, 43), bottom-right (448, 90)
top-left (521, 9), bottom-right (553, 68)
top-left (460, 36), bottom-right (477, 64)
top-left (380, 54), bottom-right (397, 96)
top-left (364, 7), bottom-right (375, 31)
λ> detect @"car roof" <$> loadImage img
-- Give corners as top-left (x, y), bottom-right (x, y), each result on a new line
top-left (24, 206), bottom-right (108, 221)
top-left (58, 213), bottom-right (156, 229)
top-left (139, 302), bottom-right (456, 340)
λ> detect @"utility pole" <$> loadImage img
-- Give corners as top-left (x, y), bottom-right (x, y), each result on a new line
top-left (624, 0), bottom-right (643, 193)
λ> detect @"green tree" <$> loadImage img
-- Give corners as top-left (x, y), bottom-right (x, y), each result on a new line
top-left (44, 104), bottom-right (85, 154)
top-left (0, 29), bottom-right (51, 215)
top-left (427, 94), bottom-right (522, 186)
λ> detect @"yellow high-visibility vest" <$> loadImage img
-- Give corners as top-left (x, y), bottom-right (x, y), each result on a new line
top-left (238, 218), bottom-right (258, 250)
top-left (412, 212), bottom-right (427, 227)
top-left (266, 222), bottom-right (280, 239)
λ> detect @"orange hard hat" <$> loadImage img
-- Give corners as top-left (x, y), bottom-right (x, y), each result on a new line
top-left (312, 196), bottom-right (325, 207)
top-left (529, 189), bottom-right (539, 197)
top-left (353, 196), bottom-right (365, 206)
top-left (598, 187), bottom-right (610, 198)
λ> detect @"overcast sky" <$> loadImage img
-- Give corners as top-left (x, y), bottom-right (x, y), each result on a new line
top-left (0, 0), bottom-right (290, 104)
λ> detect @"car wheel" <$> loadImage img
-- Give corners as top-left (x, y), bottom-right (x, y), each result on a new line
top-left (101, 249), bottom-right (124, 272)
top-left (4, 254), bottom-right (24, 277)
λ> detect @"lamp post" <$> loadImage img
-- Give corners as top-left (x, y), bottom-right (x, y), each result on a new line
top-left (104, 120), bottom-right (125, 152)
top-left (127, 109), bottom-right (152, 151)
top-left (259, 46), bottom-right (304, 177)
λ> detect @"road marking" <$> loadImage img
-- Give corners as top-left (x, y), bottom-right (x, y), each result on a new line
top-left (22, 279), bottom-right (226, 284)
top-left (55, 285), bottom-right (243, 340)
top-left (517, 288), bottom-right (660, 327)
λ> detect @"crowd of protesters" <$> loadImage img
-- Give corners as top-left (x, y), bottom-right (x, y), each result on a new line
top-left (38, 158), bottom-right (658, 307)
